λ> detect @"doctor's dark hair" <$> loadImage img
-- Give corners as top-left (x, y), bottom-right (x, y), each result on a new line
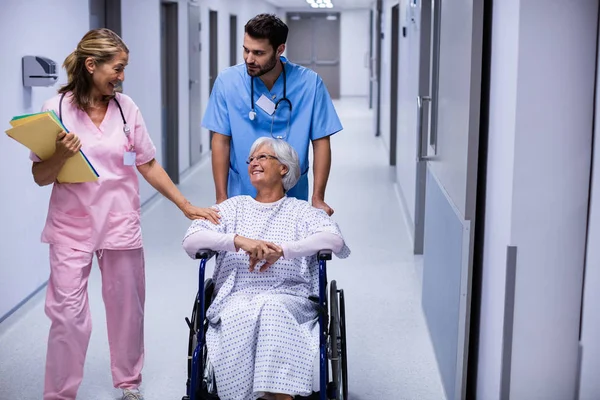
top-left (244, 14), bottom-right (289, 51)
top-left (59, 28), bottom-right (129, 110)
top-left (249, 137), bottom-right (300, 191)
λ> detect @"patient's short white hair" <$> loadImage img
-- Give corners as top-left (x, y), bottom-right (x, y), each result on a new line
top-left (249, 137), bottom-right (300, 191)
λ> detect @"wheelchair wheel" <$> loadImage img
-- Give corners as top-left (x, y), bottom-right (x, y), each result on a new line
top-left (329, 281), bottom-right (348, 400)
top-left (184, 279), bottom-right (216, 400)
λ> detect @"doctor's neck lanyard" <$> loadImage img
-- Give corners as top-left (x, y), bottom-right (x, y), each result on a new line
top-left (248, 60), bottom-right (293, 140)
top-left (58, 92), bottom-right (132, 150)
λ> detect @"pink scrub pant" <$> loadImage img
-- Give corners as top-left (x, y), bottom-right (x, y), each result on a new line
top-left (43, 244), bottom-right (146, 400)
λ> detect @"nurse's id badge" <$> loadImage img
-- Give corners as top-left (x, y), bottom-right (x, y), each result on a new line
top-left (124, 151), bottom-right (136, 166)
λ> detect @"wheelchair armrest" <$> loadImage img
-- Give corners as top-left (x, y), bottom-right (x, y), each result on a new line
top-left (195, 249), bottom-right (216, 260)
top-left (318, 250), bottom-right (332, 261)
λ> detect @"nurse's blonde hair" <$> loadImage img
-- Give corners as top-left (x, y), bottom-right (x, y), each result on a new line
top-left (59, 28), bottom-right (129, 110)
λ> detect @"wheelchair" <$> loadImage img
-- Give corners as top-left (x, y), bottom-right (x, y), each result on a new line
top-left (181, 249), bottom-right (348, 400)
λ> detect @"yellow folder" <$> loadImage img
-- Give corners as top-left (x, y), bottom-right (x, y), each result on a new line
top-left (5, 111), bottom-right (99, 183)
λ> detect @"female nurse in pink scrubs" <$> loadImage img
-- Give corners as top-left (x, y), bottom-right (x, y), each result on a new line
top-left (30, 28), bottom-right (218, 400)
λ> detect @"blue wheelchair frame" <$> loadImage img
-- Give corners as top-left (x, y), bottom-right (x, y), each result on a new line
top-left (186, 249), bottom-right (334, 400)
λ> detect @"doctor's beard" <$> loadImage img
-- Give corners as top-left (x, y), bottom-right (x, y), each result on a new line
top-left (246, 54), bottom-right (277, 77)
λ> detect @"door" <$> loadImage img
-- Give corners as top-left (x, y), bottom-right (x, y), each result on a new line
top-left (209, 10), bottom-right (218, 93)
top-left (89, 0), bottom-right (122, 89)
top-left (230, 14), bottom-right (238, 66)
top-left (189, 3), bottom-right (202, 165)
top-left (286, 13), bottom-right (341, 99)
top-left (369, 9), bottom-right (373, 109)
top-left (578, 23), bottom-right (600, 398)
top-left (372, 0), bottom-right (383, 135)
top-left (389, 4), bottom-right (399, 166)
top-left (419, 1), bottom-right (485, 399)
top-left (160, 2), bottom-right (179, 183)
top-left (209, 10), bottom-right (218, 148)
top-left (89, 0), bottom-right (121, 35)
top-left (414, 0), bottom-right (437, 254)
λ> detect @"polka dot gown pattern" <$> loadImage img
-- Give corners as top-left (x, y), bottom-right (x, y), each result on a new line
top-left (183, 196), bottom-right (350, 400)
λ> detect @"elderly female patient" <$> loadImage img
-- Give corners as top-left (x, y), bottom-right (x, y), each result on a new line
top-left (182, 137), bottom-right (350, 400)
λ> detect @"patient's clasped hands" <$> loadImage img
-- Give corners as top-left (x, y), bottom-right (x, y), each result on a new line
top-left (234, 235), bottom-right (284, 272)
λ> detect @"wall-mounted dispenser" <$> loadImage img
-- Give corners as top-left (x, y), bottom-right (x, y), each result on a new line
top-left (22, 56), bottom-right (58, 87)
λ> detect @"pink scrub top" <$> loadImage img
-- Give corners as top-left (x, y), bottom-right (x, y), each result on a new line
top-left (31, 92), bottom-right (156, 252)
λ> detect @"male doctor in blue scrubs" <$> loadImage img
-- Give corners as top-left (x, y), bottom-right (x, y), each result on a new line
top-left (202, 13), bottom-right (342, 216)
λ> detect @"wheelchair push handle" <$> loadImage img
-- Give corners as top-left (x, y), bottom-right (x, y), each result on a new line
top-left (195, 249), bottom-right (216, 260)
top-left (318, 250), bottom-right (332, 261)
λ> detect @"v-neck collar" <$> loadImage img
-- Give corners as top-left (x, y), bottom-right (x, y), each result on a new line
top-left (82, 99), bottom-right (113, 135)
top-left (251, 59), bottom-right (287, 96)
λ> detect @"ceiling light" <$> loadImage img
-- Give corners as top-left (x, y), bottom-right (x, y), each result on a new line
top-left (311, 3), bottom-right (319, 7)
top-left (319, 3), bottom-right (327, 7)
top-left (326, 4), bottom-right (334, 8)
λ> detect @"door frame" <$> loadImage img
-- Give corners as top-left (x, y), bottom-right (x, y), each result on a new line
top-left (161, 1), bottom-right (180, 184)
top-left (209, 9), bottom-right (218, 149)
top-left (390, 4), bottom-right (400, 166)
top-left (188, 2), bottom-right (202, 165)
top-left (374, 0), bottom-right (383, 137)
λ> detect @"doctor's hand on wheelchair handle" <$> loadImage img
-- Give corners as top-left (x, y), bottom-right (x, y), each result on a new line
top-left (312, 197), bottom-right (334, 216)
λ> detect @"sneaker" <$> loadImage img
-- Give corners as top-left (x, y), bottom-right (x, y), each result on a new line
top-left (122, 389), bottom-right (144, 400)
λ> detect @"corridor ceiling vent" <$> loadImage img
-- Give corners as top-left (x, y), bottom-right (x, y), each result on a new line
top-left (306, 0), bottom-right (335, 9)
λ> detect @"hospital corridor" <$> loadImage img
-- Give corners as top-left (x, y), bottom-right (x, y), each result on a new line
top-left (5, 0), bottom-right (600, 400)
top-left (0, 98), bottom-right (445, 399)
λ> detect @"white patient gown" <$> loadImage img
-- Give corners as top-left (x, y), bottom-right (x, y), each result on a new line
top-left (182, 195), bottom-right (350, 400)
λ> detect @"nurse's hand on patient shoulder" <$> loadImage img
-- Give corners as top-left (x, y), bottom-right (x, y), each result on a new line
top-left (55, 131), bottom-right (81, 159)
top-left (312, 197), bottom-right (334, 216)
top-left (180, 201), bottom-right (221, 224)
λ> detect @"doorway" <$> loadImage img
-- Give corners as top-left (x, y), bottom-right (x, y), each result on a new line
top-left (89, 0), bottom-right (121, 35)
top-left (389, 4), bottom-right (399, 166)
top-left (189, 2), bottom-right (202, 165)
top-left (209, 10), bottom-right (219, 93)
top-left (209, 10), bottom-right (218, 148)
top-left (418, 0), bottom-right (485, 399)
top-left (577, 15), bottom-right (600, 396)
top-left (230, 14), bottom-right (238, 66)
top-left (160, 2), bottom-right (179, 183)
top-left (89, 0), bottom-right (122, 90)
top-left (373, 0), bottom-right (383, 136)
top-left (285, 12), bottom-right (341, 99)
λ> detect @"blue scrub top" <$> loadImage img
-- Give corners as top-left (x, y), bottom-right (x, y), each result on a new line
top-left (201, 56), bottom-right (343, 201)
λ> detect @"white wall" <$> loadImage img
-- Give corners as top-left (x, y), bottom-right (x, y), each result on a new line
top-left (0, 0), bottom-right (90, 320)
top-left (477, 1), bottom-right (598, 398)
top-left (340, 9), bottom-right (371, 97)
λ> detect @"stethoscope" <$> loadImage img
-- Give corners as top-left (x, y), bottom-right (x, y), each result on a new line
top-left (248, 60), bottom-right (292, 140)
top-left (59, 91), bottom-right (132, 148)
